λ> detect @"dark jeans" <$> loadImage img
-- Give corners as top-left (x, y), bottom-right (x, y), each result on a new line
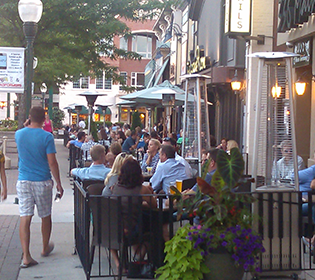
top-left (302, 202), bottom-right (315, 223)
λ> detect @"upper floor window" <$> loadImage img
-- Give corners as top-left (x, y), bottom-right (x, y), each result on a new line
top-left (119, 72), bottom-right (127, 90)
top-left (131, 72), bottom-right (145, 89)
top-left (120, 37), bottom-right (128, 51)
top-left (132, 35), bottom-right (152, 59)
top-left (96, 75), bottom-right (112, 90)
top-left (73, 77), bottom-right (89, 89)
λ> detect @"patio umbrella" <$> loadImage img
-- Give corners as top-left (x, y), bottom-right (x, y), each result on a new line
top-left (120, 80), bottom-right (185, 102)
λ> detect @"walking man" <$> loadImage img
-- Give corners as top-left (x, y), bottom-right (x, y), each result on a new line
top-left (15, 106), bottom-right (64, 268)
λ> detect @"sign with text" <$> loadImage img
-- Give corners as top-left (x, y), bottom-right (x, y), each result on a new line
top-left (0, 47), bottom-right (24, 93)
top-left (278, 0), bottom-right (315, 32)
top-left (225, 0), bottom-right (252, 36)
top-left (293, 39), bottom-right (311, 68)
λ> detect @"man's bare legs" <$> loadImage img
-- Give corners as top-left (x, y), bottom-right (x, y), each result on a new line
top-left (41, 215), bottom-right (53, 256)
top-left (20, 215), bottom-right (37, 265)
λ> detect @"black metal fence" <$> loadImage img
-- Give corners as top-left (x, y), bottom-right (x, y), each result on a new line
top-left (74, 180), bottom-right (184, 280)
top-left (74, 180), bottom-right (315, 280)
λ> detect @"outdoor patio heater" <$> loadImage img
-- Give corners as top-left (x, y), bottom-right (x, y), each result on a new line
top-left (180, 74), bottom-right (211, 176)
top-left (78, 91), bottom-right (106, 135)
top-left (249, 52), bottom-right (302, 278)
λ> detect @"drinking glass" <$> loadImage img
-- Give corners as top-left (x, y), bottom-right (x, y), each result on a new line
top-left (176, 180), bottom-right (183, 192)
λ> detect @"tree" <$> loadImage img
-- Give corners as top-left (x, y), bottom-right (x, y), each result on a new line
top-left (131, 111), bottom-right (142, 130)
top-left (52, 107), bottom-right (65, 129)
top-left (0, 0), bottom-right (173, 126)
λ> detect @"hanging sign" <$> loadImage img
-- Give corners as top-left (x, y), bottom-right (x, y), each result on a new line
top-left (0, 47), bottom-right (24, 93)
top-left (225, 0), bottom-right (252, 36)
top-left (293, 39), bottom-right (311, 68)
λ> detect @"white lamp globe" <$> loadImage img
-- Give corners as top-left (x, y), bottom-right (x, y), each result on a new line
top-left (18, 0), bottom-right (43, 23)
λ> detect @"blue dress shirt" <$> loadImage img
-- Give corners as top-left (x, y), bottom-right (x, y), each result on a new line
top-left (72, 164), bottom-right (111, 181)
top-left (150, 158), bottom-right (188, 193)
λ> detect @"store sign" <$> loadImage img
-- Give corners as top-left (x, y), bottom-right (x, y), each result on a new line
top-left (278, 0), bottom-right (315, 32)
top-left (0, 47), bottom-right (24, 93)
top-left (293, 39), bottom-right (311, 67)
top-left (187, 45), bottom-right (211, 74)
top-left (225, 0), bottom-right (252, 36)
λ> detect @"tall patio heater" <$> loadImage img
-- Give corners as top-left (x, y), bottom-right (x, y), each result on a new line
top-left (180, 74), bottom-right (211, 176)
top-left (78, 91), bottom-right (106, 135)
top-left (249, 52), bottom-right (302, 278)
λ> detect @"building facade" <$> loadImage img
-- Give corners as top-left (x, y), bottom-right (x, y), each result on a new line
top-left (58, 18), bottom-right (158, 126)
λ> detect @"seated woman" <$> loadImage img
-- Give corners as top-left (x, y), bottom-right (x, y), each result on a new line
top-left (102, 152), bottom-right (133, 196)
top-left (109, 158), bottom-right (157, 271)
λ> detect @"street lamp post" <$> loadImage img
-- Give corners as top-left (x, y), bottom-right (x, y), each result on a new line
top-left (40, 82), bottom-right (47, 108)
top-left (18, 0), bottom-right (43, 118)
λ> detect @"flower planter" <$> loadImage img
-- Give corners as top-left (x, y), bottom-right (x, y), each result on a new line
top-left (203, 247), bottom-right (244, 280)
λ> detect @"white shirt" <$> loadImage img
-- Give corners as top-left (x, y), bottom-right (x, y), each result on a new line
top-left (78, 120), bottom-right (86, 129)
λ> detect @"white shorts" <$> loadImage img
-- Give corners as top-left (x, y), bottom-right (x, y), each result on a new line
top-left (16, 180), bottom-right (53, 218)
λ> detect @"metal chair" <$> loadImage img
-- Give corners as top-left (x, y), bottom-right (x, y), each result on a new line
top-left (89, 196), bottom-right (125, 279)
top-left (182, 177), bottom-right (197, 191)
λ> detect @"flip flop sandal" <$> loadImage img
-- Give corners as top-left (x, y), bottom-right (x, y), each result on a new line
top-left (20, 260), bottom-right (38, 268)
top-left (41, 242), bottom-right (54, 257)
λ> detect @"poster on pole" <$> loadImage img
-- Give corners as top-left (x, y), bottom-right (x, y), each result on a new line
top-left (0, 47), bottom-right (24, 93)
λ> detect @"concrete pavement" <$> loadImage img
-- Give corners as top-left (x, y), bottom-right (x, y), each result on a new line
top-left (0, 134), bottom-right (86, 280)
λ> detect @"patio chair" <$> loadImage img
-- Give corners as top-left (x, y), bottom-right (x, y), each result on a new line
top-left (89, 195), bottom-right (126, 279)
top-left (87, 183), bottom-right (105, 195)
top-left (182, 178), bottom-right (197, 191)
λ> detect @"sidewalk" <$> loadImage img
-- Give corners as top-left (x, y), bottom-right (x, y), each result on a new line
top-left (0, 136), bottom-right (86, 280)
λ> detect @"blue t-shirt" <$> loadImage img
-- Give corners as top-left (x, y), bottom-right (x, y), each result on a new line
top-left (70, 139), bottom-right (83, 148)
top-left (15, 127), bottom-right (56, 181)
top-left (122, 136), bottom-right (135, 153)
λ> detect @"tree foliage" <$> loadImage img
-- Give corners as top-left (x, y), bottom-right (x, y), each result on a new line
top-left (131, 111), bottom-right (142, 130)
top-left (52, 106), bottom-right (65, 129)
top-left (0, 0), bottom-right (173, 91)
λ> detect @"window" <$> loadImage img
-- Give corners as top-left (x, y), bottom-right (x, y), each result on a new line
top-left (119, 72), bottom-right (127, 90)
top-left (96, 77), bottom-right (103, 89)
top-left (73, 77), bottom-right (89, 89)
top-left (120, 37), bottom-right (128, 51)
top-left (81, 77), bottom-right (89, 89)
top-left (104, 78), bottom-right (112, 89)
top-left (96, 75), bottom-right (112, 90)
top-left (131, 72), bottom-right (145, 88)
top-left (73, 80), bottom-right (80, 89)
top-left (132, 35), bottom-right (152, 59)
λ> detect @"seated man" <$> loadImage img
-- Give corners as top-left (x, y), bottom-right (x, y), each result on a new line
top-left (66, 131), bottom-right (86, 148)
top-left (121, 130), bottom-right (138, 154)
top-left (141, 139), bottom-right (161, 174)
top-left (298, 164), bottom-right (315, 222)
top-left (150, 145), bottom-right (188, 194)
top-left (162, 137), bottom-right (193, 178)
top-left (81, 134), bottom-right (96, 161)
top-left (191, 148), bottom-right (218, 192)
top-left (273, 140), bottom-right (305, 181)
top-left (71, 145), bottom-right (110, 181)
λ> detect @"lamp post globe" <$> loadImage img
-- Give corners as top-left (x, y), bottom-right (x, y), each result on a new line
top-left (18, 0), bottom-right (43, 23)
top-left (18, 0), bottom-right (43, 121)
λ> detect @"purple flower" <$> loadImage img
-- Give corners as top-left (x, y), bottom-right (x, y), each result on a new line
top-left (222, 241), bottom-right (227, 247)
top-left (220, 234), bottom-right (225, 239)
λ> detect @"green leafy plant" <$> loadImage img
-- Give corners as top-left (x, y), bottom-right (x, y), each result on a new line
top-left (156, 148), bottom-right (264, 279)
top-left (52, 107), bottom-right (65, 129)
top-left (131, 111), bottom-right (143, 130)
top-left (155, 224), bottom-right (210, 280)
top-left (90, 119), bottom-right (98, 142)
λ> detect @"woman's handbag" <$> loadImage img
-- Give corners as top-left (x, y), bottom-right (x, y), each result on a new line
top-left (127, 260), bottom-right (155, 279)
